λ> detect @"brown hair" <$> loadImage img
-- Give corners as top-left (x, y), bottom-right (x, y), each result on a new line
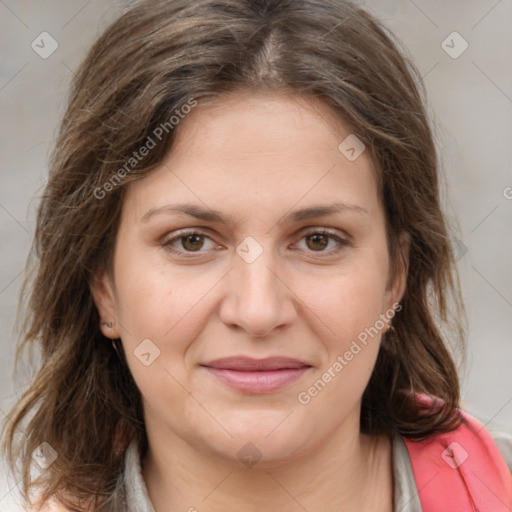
top-left (1, 0), bottom-right (466, 510)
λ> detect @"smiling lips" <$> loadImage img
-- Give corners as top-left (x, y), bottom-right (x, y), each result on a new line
top-left (201, 356), bottom-right (312, 393)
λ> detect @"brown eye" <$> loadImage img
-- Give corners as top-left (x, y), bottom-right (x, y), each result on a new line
top-left (163, 230), bottom-right (218, 255)
top-left (181, 233), bottom-right (205, 252)
top-left (305, 233), bottom-right (329, 251)
top-left (294, 228), bottom-right (350, 255)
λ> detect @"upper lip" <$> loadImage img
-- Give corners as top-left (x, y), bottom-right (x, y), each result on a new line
top-left (201, 356), bottom-right (311, 371)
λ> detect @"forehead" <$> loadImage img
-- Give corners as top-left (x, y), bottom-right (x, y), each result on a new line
top-left (172, 90), bottom-right (363, 162)
top-left (122, 91), bottom-right (382, 225)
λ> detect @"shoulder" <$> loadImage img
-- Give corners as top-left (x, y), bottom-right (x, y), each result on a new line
top-left (485, 420), bottom-right (512, 472)
top-left (458, 409), bottom-right (512, 471)
top-left (404, 407), bottom-right (512, 470)
top-left (403, 407), bottom-right (512, 510)
top-left (403, 397), bottom-right (512, 468)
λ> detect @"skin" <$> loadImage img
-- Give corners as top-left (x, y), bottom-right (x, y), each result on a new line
top-left (92, 91), bottom-right (408, 512)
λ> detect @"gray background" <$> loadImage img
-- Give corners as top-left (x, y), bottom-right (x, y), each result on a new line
top-left (1, 0), bottom-right (511, 509)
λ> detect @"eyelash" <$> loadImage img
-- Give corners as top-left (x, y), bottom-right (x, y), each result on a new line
top-left (161, 227), bottom-right (350, 258)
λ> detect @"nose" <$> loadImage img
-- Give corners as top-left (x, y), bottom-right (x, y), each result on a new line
top-left (219, 242), bottom-right (297, 338)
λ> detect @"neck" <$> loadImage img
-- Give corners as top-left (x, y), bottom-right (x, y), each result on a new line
top-left (141, 416), bottom-right (393, 512)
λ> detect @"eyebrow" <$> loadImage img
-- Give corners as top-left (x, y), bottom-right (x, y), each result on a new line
top-left (141, 201), bottom-right (369, 225)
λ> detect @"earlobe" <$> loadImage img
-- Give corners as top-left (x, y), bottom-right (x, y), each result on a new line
top-left (90, 271), bottom-right (120, 339)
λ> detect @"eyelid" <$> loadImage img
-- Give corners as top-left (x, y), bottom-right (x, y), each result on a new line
top-left (161, 226), bottom-right (351, 256)
top-left (161, 228), bottom-right (221, 254)
top-left (293, 226), bottom-right (351, 253)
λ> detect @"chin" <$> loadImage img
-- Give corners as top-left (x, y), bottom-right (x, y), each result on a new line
top-left (196, 412), bottom-right (317, 469)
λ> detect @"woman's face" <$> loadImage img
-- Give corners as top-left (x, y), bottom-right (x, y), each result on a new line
top-left (93, 92), bottom-right (407, 465)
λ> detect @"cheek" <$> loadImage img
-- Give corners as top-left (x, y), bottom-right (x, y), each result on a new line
top-left (296, 256), bottom-right (389, 343)
top-left (112, 247), bottom-right (217, 353)
top-left (111, 255), bottom-right (207, 407)
top-left (297, 271), bottom-right (388, 412)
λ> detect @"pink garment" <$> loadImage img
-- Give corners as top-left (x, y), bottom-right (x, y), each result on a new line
top-left (404, 408), bottom-right (512, 511)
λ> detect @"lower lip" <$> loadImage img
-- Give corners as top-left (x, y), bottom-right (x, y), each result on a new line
top-left (203, 367), bottom-right (310, 393)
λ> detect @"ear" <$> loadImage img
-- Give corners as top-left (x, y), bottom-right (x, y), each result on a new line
top-left (90, 270), bottom-right (121, 339)
top-left (384, 231), bottom-right (410, 311)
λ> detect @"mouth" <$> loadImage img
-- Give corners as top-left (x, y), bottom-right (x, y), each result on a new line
top-left (200, 356), bottom-right (312, 394)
